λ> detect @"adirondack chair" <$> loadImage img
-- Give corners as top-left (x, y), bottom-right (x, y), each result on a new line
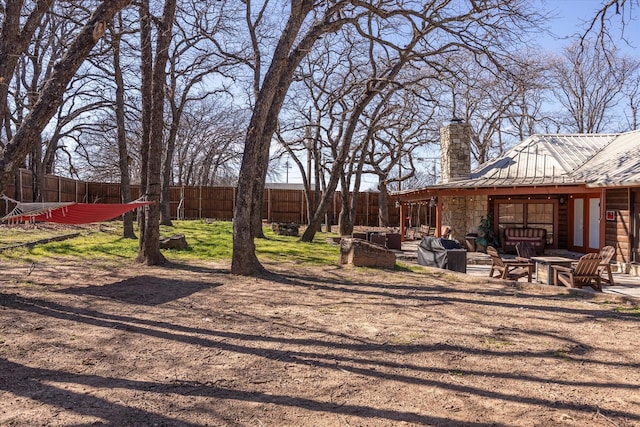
top-left (597, 246), bottom-right (616, 286)
top-left (515, 241), bottom-right (536, 262)
top-left (487, 246), bottom-right (534, 282)
top-left (552, 253), bottom-right (603, 291)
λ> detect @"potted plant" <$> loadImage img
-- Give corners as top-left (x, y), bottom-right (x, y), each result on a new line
top-left (475, 215), bottom-right (496, 253)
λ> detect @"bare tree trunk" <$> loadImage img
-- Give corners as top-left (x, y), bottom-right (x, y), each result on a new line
top-left (0, 0), bottom-right (133, 191)
top-left (160, 121), bottom-right (177, 226)
top-left (136, 0), bottom-right (176, 266)
top-left (345, 139), bottom-right (368, 233)
top-left (137, 0), bottom-right (152, 246)
top-left (232, 2), bottom-right (318, 275)
top-left (30, 136), bottom-right (44, 202)
top-left (377, 180), bottom-right (390, 227)
top-left (338, 178), bottom-right (350, 236)
top-left (111, 16), bottom-right (135, 239)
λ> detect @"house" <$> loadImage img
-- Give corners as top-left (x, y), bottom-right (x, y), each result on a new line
top-left (393, 120), bottom-right (640, 274)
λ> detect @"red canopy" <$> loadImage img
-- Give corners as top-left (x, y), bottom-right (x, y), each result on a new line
top-left (3, 201), bottom-right (153, 224)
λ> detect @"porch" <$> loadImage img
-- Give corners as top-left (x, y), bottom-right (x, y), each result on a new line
top-left (395, 240), bottom-right (640, 300)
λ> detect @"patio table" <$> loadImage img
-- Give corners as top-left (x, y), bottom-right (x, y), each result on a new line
top-left (530, 256), bottom-right (576, 285)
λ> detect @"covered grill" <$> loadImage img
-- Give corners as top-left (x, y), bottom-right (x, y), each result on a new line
top-left (417, 237), bottom-right (467, 273)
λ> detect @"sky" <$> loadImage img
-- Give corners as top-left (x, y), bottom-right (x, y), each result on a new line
top-left (275, 1), bottom-right (640, 187)
top-left (542, 0), bottom-right (639, 53)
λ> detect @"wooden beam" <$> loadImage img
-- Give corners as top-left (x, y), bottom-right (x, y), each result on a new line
top-left (395, 184), bottom-right (599, 202)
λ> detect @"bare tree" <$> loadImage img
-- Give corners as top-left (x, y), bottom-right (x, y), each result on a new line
top-left (503, 53), bottom-right (554, 140)
top-left (584, 0), bottom-right (639, 54)
top-left (173, 99), bottom-right (246, 187)
top-left (276, 29), bottom-right (370, 235)
top-left (0, 0), bottom-right (133, 192)
top-left (110, 11), bottom-right (136, 238)
top-left (136, 0), bottom-right (176, 266)
top-left (0, 0), bottom-right (54, 143)
top-left (549, 40), bottom-right (639, 133)
top-left (623, 72), bottom-right (640, 130)
top-left (5, 2), bottom-right (115, 201)
top-left (232, 1), bottom-right (544, 272)
top-left (232, 2), bottom-right (357, 275)
top-left (366, 88), bottom-right (438, 227)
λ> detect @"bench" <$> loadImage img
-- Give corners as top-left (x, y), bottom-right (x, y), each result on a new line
top-left (502, 227), bottom-right (546, 255)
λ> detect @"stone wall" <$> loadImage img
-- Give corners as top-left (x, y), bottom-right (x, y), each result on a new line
top-left (440, 120), bottom-right (471, 184)
top-left (441, 195), bottom-right (488, 243)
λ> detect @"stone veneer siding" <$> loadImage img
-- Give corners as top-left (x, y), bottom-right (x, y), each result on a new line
top-left (441, 195), bottom-right (488, 243)
top-left (440, 121), bottom-right (471, 183)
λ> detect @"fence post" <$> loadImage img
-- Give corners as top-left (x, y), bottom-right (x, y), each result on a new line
top-left (267, 188), bottom-right (271, 223)
top-left (198, 186), bottom-right (202, 219)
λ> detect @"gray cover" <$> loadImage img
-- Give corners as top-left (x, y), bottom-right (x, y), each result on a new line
top-left (417, 237), bottom-right (466, 273)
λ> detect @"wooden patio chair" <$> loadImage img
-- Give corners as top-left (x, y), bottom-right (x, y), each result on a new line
top-left (552, 253), bottom-right (603, 291)
top-left (487, 246), bottom-right (534, 282)
top-left (597, 246), bottom-right (616, 286)
top-left (515, 241), bottom-right (536, 262)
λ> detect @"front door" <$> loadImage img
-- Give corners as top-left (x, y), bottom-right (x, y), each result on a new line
top-left (570, 196), bottom-right (600, 252)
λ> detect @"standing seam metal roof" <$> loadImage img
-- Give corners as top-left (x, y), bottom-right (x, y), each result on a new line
top-left (394, 130), bottom-right (640, 196)
top-left (455, 132), bottom-right (628, 188)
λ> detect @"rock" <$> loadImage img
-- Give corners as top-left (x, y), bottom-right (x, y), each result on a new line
top-left (271, 222), bottom-right (299, 237)
top-left (340, 237), bottom-right (396, 269)
top-left (160, 234), bottom-right (188, 250)
top-left (326, 236), bottom-right (342, 245)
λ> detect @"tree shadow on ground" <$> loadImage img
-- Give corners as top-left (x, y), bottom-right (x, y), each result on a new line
top-left (1, 289), bottom-right (639, 424)
top-left (58, 275), bottom-right (222, 305)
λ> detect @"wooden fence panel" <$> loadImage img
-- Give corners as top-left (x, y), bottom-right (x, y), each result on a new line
top-left (180, 186), bottom-right (201, 219)
top-left (199, 186), bottom-right (235, 220)
top-left (58, 176), bottom-right (79, 202)
top-left (265, 189), bottom-right (308, 224)
top-left (19, 170), bottom-right (33, 202)
top-left (1, 170), bottom-right (400, 226)
top-left (87, 182), bottom-right (123, 204)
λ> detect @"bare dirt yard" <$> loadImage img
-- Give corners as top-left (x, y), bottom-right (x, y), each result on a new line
top-left (1, 257), bottom-right (639, 426)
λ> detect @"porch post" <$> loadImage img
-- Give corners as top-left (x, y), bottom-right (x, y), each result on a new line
top-left (600, 188), bottom-right (606, 248)
top-left (436, 197), bottom-right (442, 237)
top-left (399, 202), bottom-right (405, 241)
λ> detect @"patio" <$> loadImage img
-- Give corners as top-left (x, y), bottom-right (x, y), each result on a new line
top-left (396, 240), bottom-right (640, 300)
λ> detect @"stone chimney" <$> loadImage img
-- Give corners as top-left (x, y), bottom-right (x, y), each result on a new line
top-left (440, 118), bottom-right (471, 184)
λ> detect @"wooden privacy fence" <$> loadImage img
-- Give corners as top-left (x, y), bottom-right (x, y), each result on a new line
top-left (2, 169), bottom-right (407, 227)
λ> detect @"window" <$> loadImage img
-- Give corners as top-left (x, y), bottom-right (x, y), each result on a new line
top-left (495, 200), bottom-right (556, 246)
top-left (497, 203), bottom-right (524, 243)
top-left (527, 203), bottom-right (554, 245)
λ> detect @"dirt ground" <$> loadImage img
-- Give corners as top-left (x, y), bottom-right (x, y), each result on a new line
top-left (1, 256), bottom-right (639, 426)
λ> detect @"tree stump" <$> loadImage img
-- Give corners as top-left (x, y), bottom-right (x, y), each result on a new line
top-left (159, 234), bottom-right (188, 250)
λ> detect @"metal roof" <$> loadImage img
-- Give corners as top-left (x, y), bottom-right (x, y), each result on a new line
top-left (571, 130), bottom-right (640, 187)
top-left (394, 130), bottom-right (640, 195)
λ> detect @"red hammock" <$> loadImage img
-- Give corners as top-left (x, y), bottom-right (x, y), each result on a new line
top-left (2, 200), bottom-right (153, 225)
